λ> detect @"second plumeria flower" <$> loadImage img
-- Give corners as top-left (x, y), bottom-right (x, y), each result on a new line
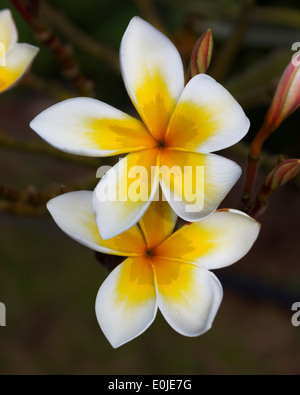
top-left (48, 191), bottom-right (260, 348)
top-left (0, 9), bottom-right (39, 93)
top-left (30, 17), bottom-right (250, 239)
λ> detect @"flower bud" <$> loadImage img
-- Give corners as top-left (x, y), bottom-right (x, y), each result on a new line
top-left (187, 29), bottom-right (213, 80)
top-left (264, 58), bottom-right (300, 132)
top-left (265, 159), bottom-right (300, 190)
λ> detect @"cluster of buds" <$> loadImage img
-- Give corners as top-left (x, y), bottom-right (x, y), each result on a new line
top-left (243, 51), bottom-right (300, 211)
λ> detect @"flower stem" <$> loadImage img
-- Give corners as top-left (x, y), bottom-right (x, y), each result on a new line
top-left (248, 185), bottom-right (271, 218)
top-left (241, 122), bottom-right (273, 210)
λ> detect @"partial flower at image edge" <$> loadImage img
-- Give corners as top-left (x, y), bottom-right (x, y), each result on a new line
top-left (0, 9), bottom-right (39, 93)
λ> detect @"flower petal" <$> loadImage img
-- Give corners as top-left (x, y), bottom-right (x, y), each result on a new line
top-left (155, 209), bottom-right (261, 269)
top-left (0, 9), bottom-right (18, 52)
top-left (152, 257), bottom-right (223, 336)
top-left (95, 256), bottom-right (157, 348)
top-left (0, 43), bottom-right (39, 93)
top-left (47, 191), bottom-right (146, 256)
top-left (30, 97), bottom-right (156, 157)
top-left (165, 74), bottom-right (250, 153)
top-left (93, 149), bottom-right (160, 239)
top-left (120, 16), bottom-right (184, 141)
top-left (139, 196), bottom-right (177, 249)
top-left (159, 150), bottom-right (241, 221)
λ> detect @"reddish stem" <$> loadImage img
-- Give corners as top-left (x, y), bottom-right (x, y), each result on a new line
top-left (241, 122), bottom-right (274, 210)
top-left (248, 185), bottom-right (272, 219)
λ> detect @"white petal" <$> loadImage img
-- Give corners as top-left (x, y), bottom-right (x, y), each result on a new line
top-left (0, 43), bottom-right (39, 93)
top-left (0, 9), bottom-right (18, 51)
top-left (120, 16), bottom-right (184, 140)
top-left (138, 196), bottom-right (177, 249)
top-left (93, 149), bottom-right (160, 239)
top-left (165, 74), bottom-right (250, 153)
top-left (155, 209), bottom-right (261, 270)
top-left (159, 150), bottom-right (241, 221)
top-left (95, 256), bottom-right (157, 348)
top-left (152, 257), bottom-right (223, 336)
top-left (47, 191), bottom-right (146, 256)
top-left (30, 97), bottom-right (156, 157)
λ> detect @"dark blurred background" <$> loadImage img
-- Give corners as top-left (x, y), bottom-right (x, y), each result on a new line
top-left (0, 0), bottom-right (300, 374)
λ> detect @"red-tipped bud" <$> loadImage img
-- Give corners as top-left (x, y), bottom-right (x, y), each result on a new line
top-left (187, 29), bottom-right (213, 81)
top-left (249, 158), bottom-right (300, 218)
top-left (265, 159), bottom-right (300, 190)
top-left (264, 56), bottom-right (300, 132)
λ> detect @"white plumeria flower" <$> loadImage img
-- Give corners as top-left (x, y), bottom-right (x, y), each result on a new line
top-left (47, 191), bottom-right (260, 348)
top-left (0, 9), bottom-right (39, 93)
top-left (31, 17), bottom-right (250, 239)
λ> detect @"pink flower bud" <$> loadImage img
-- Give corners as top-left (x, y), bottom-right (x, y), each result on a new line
top-left (265, 58), bottom-right (300, 131)
top-left (187, 29), bottom-right (213, 80)
top-left (265, 159), bottom-right (300, 190)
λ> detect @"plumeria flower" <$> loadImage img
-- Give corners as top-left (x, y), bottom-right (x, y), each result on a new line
top-left (0, 9), bottom-right (39, 93)
top-left (30, 17), bottom-right (250, 239)
top-left (47, 190), bottom-right (260, 348)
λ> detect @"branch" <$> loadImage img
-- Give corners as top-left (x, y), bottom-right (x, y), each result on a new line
top-left (10, 0), bottom-right (95, 97)
top-left (0, 130), bottom-right (101, 168)
top-left (21, 72), bottom-right (75, 101)
top-left (40, 1), bottom-right (120, 74)
top-left (0, 175), bottom-right (97, 216)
